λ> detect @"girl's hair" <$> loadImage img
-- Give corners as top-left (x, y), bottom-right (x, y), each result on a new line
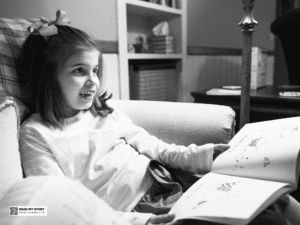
top-left (17, 25), bottom-right (113, 128)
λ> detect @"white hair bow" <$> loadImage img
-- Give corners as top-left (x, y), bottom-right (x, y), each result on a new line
top-left (27, 10), bottom-right (70, 41)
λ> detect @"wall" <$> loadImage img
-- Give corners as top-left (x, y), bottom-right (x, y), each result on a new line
top-left (184, 0), bottom-right (277, 102)
top-left (1, 0), bottom-right (276, 49)
top-left (187, 0), bottom-right (277, 51)
top-left (1, 0), bottom-right (278, 102)
top-left (0, 0), bottom-right (117, 41)
top-left (184, 55), bottom-right (274, 102)
top-left (0, 0), bottom-right (121, 99)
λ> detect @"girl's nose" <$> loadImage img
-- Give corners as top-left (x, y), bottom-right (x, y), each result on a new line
top-left (86, 72), bottom-right (98, 86)
top-left (86, 79), bottom-right (94, 86)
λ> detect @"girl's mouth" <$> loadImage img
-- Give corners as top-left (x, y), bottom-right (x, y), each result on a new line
top-left (79, 91), bottom-right (95, 98)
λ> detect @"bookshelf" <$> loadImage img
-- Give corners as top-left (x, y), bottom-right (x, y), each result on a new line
top-left (117, 0), bottom-right (187, 100)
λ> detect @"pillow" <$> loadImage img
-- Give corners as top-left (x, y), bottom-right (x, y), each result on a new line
top-left (0, 176), bottom-right (131, 225)
top-left (0, 97), bottom-right (23, 199)
top-left (0, 18), bottom-right (32, 122)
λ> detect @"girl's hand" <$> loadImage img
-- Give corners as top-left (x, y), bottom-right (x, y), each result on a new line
top-left (213, 144), bottom-right (230, 160)
top-left (146, 214), bottom-right (175, 225)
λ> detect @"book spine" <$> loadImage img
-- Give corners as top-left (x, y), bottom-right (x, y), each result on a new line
top-left (152, 44), bottom-right (174, 48)
top-left (150, 36), bottom-right (174, 41)
top-left (151, 39), bottom-right (174, 43)
top-left (131, 64), bottom-right (176, 71)
top-left (152, 49), bottom-right (174, 53)
top-left (251, 47), bottom-right (267, 89)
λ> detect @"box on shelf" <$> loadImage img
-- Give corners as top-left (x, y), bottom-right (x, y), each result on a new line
top-left (129, 63), bottom-right (177, 101)
top-left (149, 35), bottom-right (174, 54)
top-left (251, 47), bottom-right (267, 90)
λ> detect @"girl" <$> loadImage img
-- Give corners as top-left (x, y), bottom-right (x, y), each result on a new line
top-left (17, 10), bottom-right (299, 225)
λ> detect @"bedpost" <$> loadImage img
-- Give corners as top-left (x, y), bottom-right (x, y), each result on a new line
top-left (238, 0), bottom-right (257, 129)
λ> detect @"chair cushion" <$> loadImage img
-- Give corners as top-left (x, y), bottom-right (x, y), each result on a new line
top-left (0, 97), bottom-right (23, 199)
top-left (0, 18), bottom-right (32, 122)
top-left (111, 99), bottom-right (235, 146)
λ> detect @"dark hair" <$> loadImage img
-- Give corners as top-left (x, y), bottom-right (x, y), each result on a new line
top-left (17, 25), bottom-right (113, 128)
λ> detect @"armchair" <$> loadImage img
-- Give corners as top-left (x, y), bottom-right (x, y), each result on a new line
top-left (0, 96), bottom-right (235, 224)
top-left (0, 15), bottom-right (235, 224)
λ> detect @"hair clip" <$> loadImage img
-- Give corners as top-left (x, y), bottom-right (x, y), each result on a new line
top-left (27, 10), bottom-right (70, 42)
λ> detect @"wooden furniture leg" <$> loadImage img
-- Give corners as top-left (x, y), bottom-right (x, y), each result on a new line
top-left (238, 0), bottom-right (257, 129)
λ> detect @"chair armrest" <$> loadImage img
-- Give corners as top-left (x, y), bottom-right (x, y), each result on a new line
top-left (110, 100), bottom-right (236, 146)
top-left (0, 97), bottom-right (23, 198)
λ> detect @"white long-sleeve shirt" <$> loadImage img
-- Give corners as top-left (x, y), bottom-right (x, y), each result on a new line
top-left (20, 108), bottom-right (214, 224)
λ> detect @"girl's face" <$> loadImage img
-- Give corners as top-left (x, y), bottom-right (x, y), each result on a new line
top-left (57, 49), bottom-right (101, 117)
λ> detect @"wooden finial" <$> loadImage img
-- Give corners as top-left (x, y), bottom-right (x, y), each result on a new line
top-left (239, 0), bottom-right (258, 32)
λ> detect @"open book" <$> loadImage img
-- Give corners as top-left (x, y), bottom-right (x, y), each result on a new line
top-left (169, 117), bottom-right (300, 225)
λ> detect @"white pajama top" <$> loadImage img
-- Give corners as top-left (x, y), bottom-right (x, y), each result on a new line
top-left (20, 108), bottom-right (214, 224)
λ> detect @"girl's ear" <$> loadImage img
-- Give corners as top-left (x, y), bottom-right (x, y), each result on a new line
top-left (98, 51), bottom-right (103, 75)
top-left (97, 52), bottom-right (105, 92)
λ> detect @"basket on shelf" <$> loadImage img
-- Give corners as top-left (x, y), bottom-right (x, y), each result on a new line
top-left (129, 63), bottom-right (177, 101)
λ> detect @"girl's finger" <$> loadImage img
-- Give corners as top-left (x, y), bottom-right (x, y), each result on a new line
top-left (148, 214), bottom-right (175, 224)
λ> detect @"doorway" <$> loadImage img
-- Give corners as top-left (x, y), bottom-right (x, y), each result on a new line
top-left (273, 0), bottom-right (299, 86)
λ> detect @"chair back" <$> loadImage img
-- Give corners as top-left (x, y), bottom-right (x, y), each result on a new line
top-left (0, 18), bottom-right (32, 121)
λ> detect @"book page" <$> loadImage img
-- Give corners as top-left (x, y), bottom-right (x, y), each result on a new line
top-left (212, 117), bottom-right (300, 186)
top-left (169, 173), bottom-right (289, 225)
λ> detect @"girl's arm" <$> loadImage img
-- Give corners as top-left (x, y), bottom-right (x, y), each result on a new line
top-left (19, 132), bottom-right (64, 177)
top-left (117, 110), bottom-right (215, 174)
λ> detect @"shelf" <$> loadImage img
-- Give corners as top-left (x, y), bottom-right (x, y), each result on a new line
top-left (126, 0), bottom-right (182, 19)
top-left (127, 53), bottom-right (183, 59)
top-left (117, 0), bottom-right (187, 100)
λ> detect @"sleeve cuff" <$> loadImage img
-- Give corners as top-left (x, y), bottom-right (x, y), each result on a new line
top-left (117, 211), bottom-right (154, 225)
top-left (192, 143), bottom-right (214, 174)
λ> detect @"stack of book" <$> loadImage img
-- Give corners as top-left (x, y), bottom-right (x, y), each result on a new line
top-left (150, 35), bottom-right (174, 54)
top-left (129, 63), bottom-right (177, 101)
top-left (251, 47), bottom-right (267, 90)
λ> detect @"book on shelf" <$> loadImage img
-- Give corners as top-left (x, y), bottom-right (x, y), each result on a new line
top-left (151, 41), bottom-right (174, 46)
top-left (222, 85), bottom-right (241, 90)
top-left (279, 91), bottom-right (300, 98)
top-left (152, 43), bottom-right (174, 49)
top-left (150, 35), bottom-right (174, 41)
top-left (152, 47), bottom-right (174, 53)
top-left (169, 116), bottom-right (300, 225)
top-left (152, 45), bottom-right (174, 51)
top-left (251, 47), bottom-right (267, 90)
top-left (152, 40), bottom-right (174, 44)
top-left (152, 49), bottom-right (175, 54)
top-left (206, 88), bottom-right (241, 95)
top-left (129, 63), bottom-right (176, 71)
top-left (150, 35), bottom-right (174, 53)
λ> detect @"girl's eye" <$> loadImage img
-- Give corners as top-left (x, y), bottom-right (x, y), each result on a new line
top-left (93, 68), bottom-right (99, 74)
top-left (74, 68), bottom-right (84, 73)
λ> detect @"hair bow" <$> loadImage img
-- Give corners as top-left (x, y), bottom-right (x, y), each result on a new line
top-left (27, 10), bottom-right (70, 41)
